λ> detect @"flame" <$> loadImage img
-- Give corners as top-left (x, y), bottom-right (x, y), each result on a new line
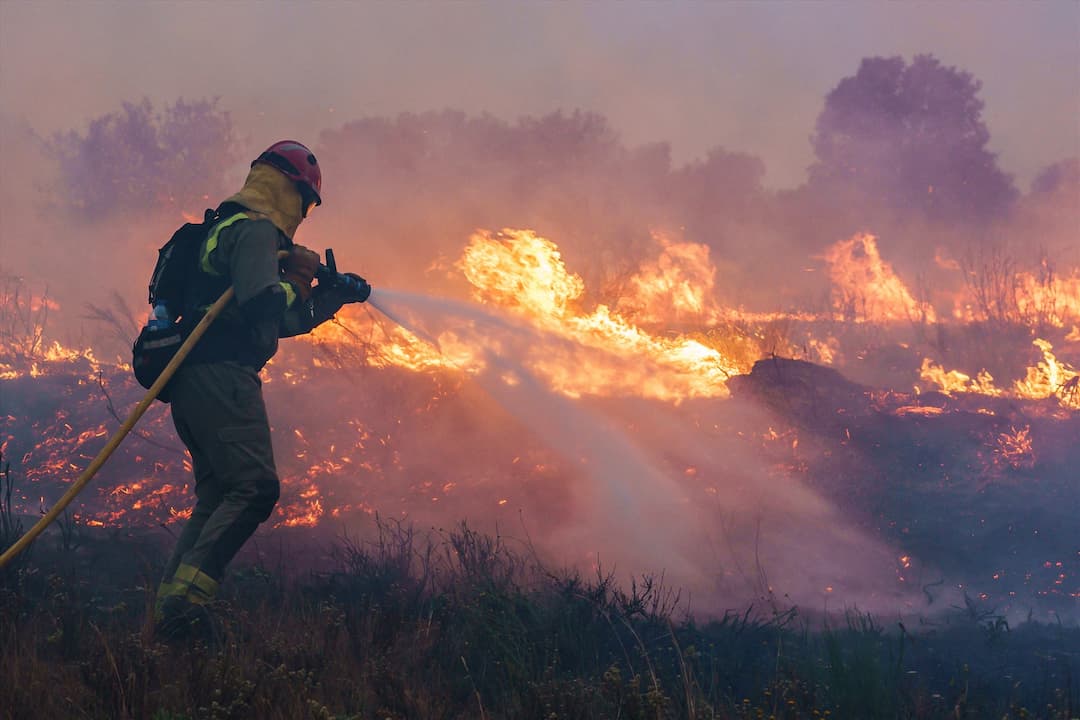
top-left (919, 345), bottom-right (1079, 411)
top-left (300, 228), bottom-right (747, 401)
top-left (460, 229), bottom-right (585, 318)
top-left (823, 233), bottom-right (935, 323)
top-left (459, 229), bottom-right (743, 400)
top-left (300, 230), bottom-right (1080, 409)
top-left (304, 309), bottom-right (477, 375)
top-left (1013, 269), bottom-right (1080, 328)
top-left (3, 217), bottom-right (1078, 604)
top-left (807, 337), bottom-right (840, 366)
top-left (2, 341), bottom-right (101, 380)
top-left (918, 358), bottom-right (1002, 397)
top-left (1014, 339), bottom-right (1080, 409)
top-left (614, 232), bottom-right (720, 325)
top-left (278, 483), bottom-right (324, 527)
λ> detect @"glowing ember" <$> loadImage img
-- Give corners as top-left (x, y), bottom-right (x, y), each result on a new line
top-left (993, 425), bottom-right (1036, 470)
top-left (894, 405), bottom-right (945, 416)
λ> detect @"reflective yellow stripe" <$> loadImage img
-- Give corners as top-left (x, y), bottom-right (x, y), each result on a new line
top-left (173, 563), bottom-right (220, 604)
top-left (280, 281), bottom-right (297, 308)
top-left (200, 212), bottom-right (249, 276)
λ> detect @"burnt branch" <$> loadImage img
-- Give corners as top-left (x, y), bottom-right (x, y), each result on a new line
top-left (96, 372), bottom-right (184, 456)
top-left (83, 292), bottom-right (140, 356)
top-left (0, 270), bottom-right (49, 360)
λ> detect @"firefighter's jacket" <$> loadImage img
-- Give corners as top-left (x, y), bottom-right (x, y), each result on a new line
top-left (182, 165), bottom-right (344, 369)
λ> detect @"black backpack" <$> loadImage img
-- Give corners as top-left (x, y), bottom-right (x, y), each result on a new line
top-left (148, 208), bottom-right (220, 319)
top-left (131, 209), bottom-right (219, 400)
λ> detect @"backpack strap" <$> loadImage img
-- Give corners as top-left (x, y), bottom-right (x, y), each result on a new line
top-left (180, 210), bottom-right (248, 321)
top-left (199, 211), bottom-right (250, 277)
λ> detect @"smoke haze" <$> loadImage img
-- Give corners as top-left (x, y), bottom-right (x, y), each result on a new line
top-left (365, 288), bottom-right (918, 612)
top-left (2, 2), bottom-right (1077, 188)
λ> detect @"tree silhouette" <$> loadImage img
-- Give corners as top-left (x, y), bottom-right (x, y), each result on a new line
top-left (809, 54), bottom-right (1017, 224)
top-left (47, 98), bottom-right (236, 220)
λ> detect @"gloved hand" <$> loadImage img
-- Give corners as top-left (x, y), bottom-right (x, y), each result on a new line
top-left (282, 245), bottom-right (320, 302)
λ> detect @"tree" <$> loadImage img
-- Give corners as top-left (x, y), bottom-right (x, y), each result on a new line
top-left (47, 98), bottom-right (236, 220)
top-left (809, 54), bottom-right (1017, 224)
top-left (674, 149), bottom-right (766, 220)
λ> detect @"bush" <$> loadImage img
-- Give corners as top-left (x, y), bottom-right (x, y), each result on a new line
top-left (46, 98), bottom-right (236, 221)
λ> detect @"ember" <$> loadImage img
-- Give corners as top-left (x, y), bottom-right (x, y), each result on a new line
top-left (993, 425), bottom-right (1036, 470)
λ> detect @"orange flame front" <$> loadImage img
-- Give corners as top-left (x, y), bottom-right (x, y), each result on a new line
top-left (824, 233), bottom-right (936, 323)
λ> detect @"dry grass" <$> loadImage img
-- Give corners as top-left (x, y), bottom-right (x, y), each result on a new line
top-left (1, 512), bottom-right (1076, 720)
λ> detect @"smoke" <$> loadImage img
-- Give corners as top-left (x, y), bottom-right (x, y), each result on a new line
top-left (1, 17), bottom-right (1075, 344)
top-left (2, 3), bottom-right (1076, 188)
top-left (365, 288), bottom-right (921, 613)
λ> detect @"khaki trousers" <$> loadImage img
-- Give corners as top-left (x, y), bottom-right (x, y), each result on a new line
top-left (157, 362), bottom-right (280, 609)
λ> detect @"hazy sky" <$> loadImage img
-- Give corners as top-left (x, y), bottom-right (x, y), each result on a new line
top-left (1, 1), bottom-right (1077, 189)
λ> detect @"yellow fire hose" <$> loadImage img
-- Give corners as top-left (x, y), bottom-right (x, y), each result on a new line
top-left (0, 286), bottom-right (234, 568)
top-left (0, 250), bottom-right (292, 569)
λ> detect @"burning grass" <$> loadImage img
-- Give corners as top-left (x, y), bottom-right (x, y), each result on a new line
top-left (4, 347), bottom-right (1077, 612)
top-left (1, 227), bottom-right (1078, 611)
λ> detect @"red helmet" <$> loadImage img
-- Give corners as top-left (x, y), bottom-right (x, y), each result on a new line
top-left (252, 140), bottom-right (322, 212)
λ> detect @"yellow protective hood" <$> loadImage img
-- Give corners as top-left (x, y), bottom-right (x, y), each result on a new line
top-left (224, 162), bottom-right (304, 239)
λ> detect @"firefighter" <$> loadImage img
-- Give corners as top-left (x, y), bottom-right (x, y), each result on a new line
top-left (155, 140), bottom-right (370, 638)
